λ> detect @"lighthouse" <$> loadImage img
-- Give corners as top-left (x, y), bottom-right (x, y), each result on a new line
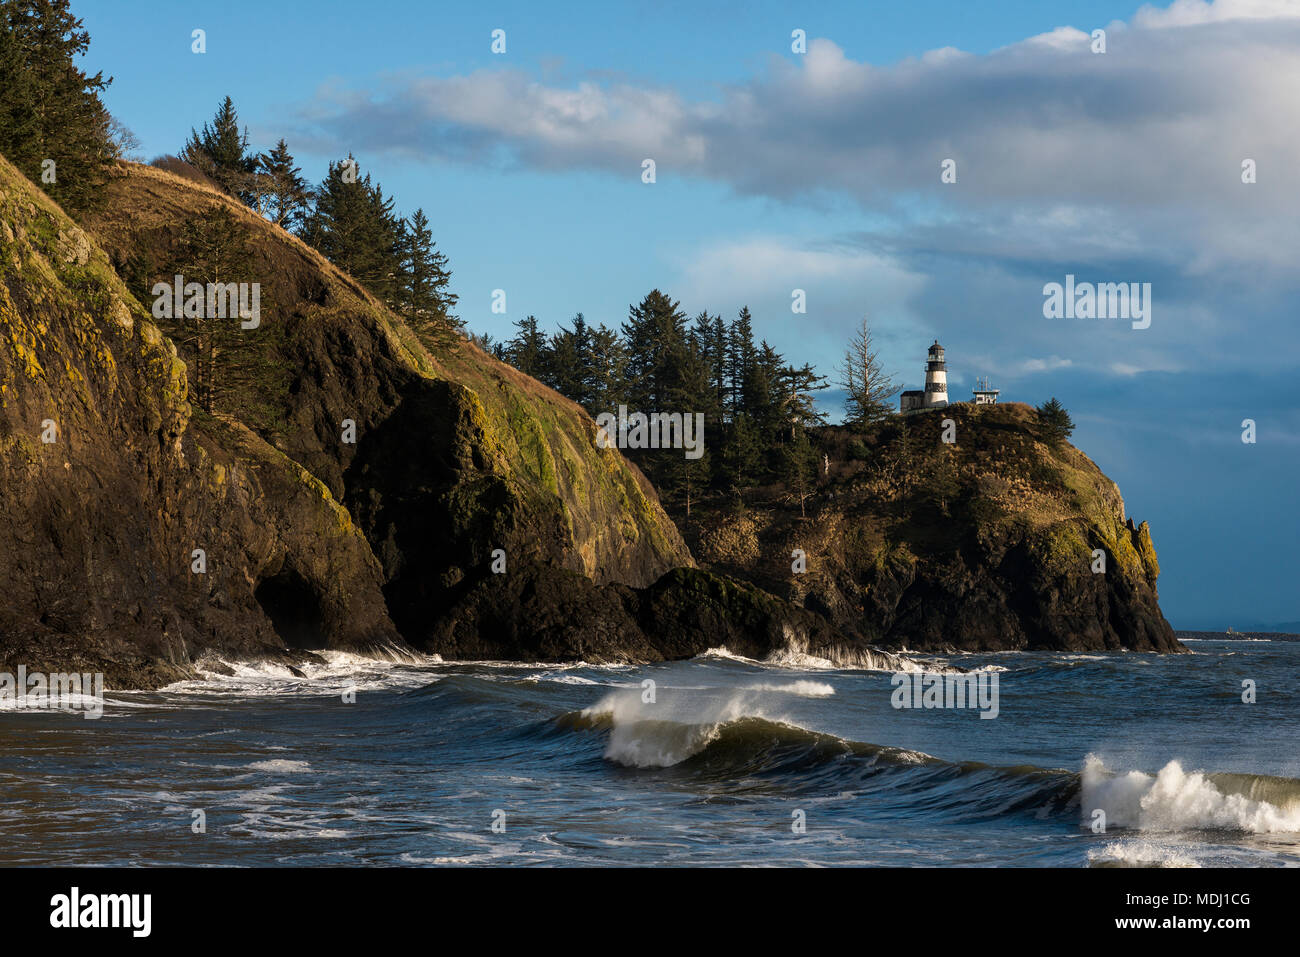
top-left (924, 340), bottom-right (948, 408)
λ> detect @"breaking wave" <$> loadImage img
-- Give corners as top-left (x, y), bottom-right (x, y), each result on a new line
top-left (560, 685), bottom-right (1077, 824)
top-left (558, 689), bottom-right (1300, 839)
top-left (1081, 754), bottom-right (1300, 834)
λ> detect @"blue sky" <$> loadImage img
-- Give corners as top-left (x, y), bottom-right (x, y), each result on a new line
top-left (77, 0), bottom-right (1299, 629)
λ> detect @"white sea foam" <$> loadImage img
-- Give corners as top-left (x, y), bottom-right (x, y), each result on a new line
top-left (1081, 755), bottom-right (1300, 834)
top-left (530, 671), bottom-right (606, 686)
top-left (0, 692), bottom-right (108, 713)
top-left (740, 680), bottom-right (836, 697)
top-left (162, 651), bottom-right (444, 697)
top-left (697, 643), bottom-right (935, 674)
top-left (697, 646), bottom-right (758, 664)
top-left (247, 759), bottom-right (312, 774)
top-left (922, 660), bottom-right (1010, 674)
top-left (1088, 840), bottom-right (1201, 868)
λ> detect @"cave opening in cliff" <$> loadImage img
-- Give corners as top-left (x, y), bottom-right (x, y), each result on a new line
top-left (254, 568), bottom-right (327, 650)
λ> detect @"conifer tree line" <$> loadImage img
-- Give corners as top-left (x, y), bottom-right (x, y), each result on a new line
top-left (0, 0), bottom-right (125, 213)
top-left (487, 299), bottom-right (1078, 518)
top-left (481, 290), bottom-right (834, 508)
top-left (0, 2), bottom-right (461, 343)
top-left (173, 96), bottom-right (460, 341)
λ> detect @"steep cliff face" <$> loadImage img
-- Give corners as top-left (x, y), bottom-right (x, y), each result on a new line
top-left (0, 156), bottom-right (402, 687)
top-left (690, 403), bottom-right (1184, 653)
top-left (81, 162), bottom-right (692, 652)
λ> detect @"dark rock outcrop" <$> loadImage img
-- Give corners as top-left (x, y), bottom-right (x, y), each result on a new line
top-left (424, 564), bottom-right (904, 668)
top-left (688, 404), bottom-right (1184, 653)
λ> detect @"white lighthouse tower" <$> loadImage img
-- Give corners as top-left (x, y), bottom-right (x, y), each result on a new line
top-left (924, 340), bottom-right (948, 408)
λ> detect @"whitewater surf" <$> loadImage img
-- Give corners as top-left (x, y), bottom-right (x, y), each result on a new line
top-left (1, 640), bottom-right (1297, 867)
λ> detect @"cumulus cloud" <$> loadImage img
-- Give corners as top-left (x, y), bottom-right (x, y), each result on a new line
top-left (294, 6), bottom-right (1297, 202)
top-left (1134, 0), bottom-right (1300, 28)
top-left (1020, 356), bottom-right (1075, 373)
top-left (285, 0), bottom-right (1300, 380)
top-left (284, 0), bottom-right (1300, 287)
top-left (670, 236), bottom-right (929, 370)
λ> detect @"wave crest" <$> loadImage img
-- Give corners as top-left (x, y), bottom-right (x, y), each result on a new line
top-left (1082, 755), bottom-right (1300, 834)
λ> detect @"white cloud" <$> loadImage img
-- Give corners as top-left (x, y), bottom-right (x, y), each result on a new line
top-left (1134, 0), bottom-right (1300, 28)
top-left (285, 0), bottom-right (1300, 383)
top-left (1020, 26), bottom-right (1094, 50)
top-left (670, 236), bottom-right (929, 368)
top-left (290, 0), bottom-right (1300, 276)
top-left (1021, 356), bottom-right (1075, 373)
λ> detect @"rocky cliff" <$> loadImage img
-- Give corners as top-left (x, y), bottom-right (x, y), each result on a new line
top-left (8, 157), bottom-right (801, 685)
top-left (688, 403), bottom-right (1184, 653)
top-left (0, 155), bottom-right (402, 687)
top-left (81, 162), bottom-right (694, 650)
top-left (0, 155), bottom-right (1184, 684)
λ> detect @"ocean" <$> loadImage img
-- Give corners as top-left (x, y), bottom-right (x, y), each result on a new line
top-left (2, 638), bottom-right (1297, 867)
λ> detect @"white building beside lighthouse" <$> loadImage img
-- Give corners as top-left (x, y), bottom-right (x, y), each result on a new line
top-left (971, 376), bottom-right (1000, 405)
top-left (900, 340), bottom-right (950, 412)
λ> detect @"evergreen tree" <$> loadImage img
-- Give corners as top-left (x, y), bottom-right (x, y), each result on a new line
top-left (838, 316), bottom-right (898, 424)
top-left (777, 362), bottom-right (830, 439)
top-left (570, 313), bottom-right (594, 405)
top-left (400, 206), bottom-right (460, 343)
top-left (586, 323), bottom-right (628, 417)
top-left (504, 315), bottom-right (549, 379)
top-left (622, 290), bottom-right (689, 413)
top-left (750, 340), bottom-right (785, 437)
top-left (688, 311), bottom-right (726, 467)
top-left (781, 426), bottom-right (819, 519)
top-left (657, 336), bottom-right (715, 509)
top-left (181, 96), bottom-right (257, 202)
top-left (257, 139), bottom-right (312, 230)
top-left (300, 155), bottom-right (405, 304)
top-left (545, 314), bottom-right (592, 406)
top-left (1035, 397), bottom-right (1075, 444)
top-left (722, 413), bottom-right (762, 495)
top-left (170, 207), bottom-right (270, 415)
top-left (890, 419), bottom-right (917, 496)
top-left (545, 321), bottom-right (580, 400)
top-left (706, 313), bottom-right (729, 420)
top-left (928, 445), bottom-right (961, 516)
top-left (0, 0), bottom-right (116, 213)
top-left (702, 314), bottom-right (733, 418)
top-left (726, 306), bottom-right (758, 420)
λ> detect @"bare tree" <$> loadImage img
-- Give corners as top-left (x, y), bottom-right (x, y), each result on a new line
top-left (837, 316), bottom-right (898, 424)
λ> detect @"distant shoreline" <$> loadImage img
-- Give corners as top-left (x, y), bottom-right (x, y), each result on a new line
top-left (1176, 630), bottom-right (1300, 642)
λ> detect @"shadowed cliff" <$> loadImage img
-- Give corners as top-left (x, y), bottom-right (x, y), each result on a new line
top-left (80, 161), bottom-right (695, 653)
